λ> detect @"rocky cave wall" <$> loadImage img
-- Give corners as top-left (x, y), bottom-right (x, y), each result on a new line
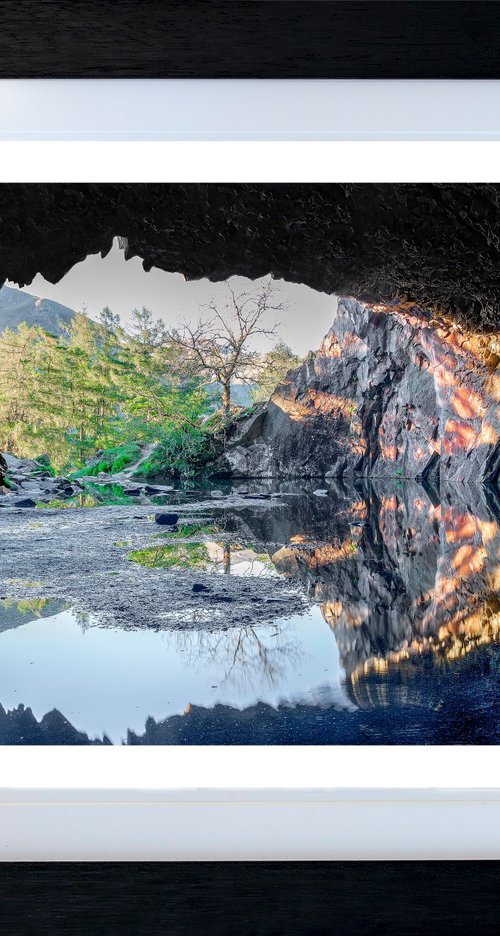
top-left (218, 297), bottom-right (499, 485)
top-left (1, 183), bottom-right (500, 330)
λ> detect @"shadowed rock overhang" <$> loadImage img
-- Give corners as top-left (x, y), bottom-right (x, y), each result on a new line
top-left (1, 183), bottom-right (500, 330)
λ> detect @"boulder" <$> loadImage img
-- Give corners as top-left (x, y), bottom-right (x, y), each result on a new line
top-left (154, 512), bottom-right (179, 526)
top-left (11, 497), bottom-right (37, 508)
top-left (0, 453), bottom-right (82, 502)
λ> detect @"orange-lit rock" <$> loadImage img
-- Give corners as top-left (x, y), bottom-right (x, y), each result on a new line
top-left (217, 297), bottom-right (499, 485)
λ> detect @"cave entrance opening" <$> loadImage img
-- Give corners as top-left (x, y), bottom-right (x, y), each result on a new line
top-left (0, 235), bottom-right (499, 746)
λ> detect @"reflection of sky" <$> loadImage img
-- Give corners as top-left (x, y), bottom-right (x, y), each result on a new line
top-left (0, 607), bottom-right (350, 743)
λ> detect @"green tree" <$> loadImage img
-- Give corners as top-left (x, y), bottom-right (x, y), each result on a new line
top-left (251, 341), bottom-right (301, 403)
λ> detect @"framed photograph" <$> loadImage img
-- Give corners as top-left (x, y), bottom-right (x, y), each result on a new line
top-left (0, 143), bottom-right (498, 869)
top-left (0, 2), bottom-right (499, 930)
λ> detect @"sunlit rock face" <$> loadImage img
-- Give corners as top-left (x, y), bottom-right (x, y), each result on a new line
top-left (218, 297), bottom-right (499, 485)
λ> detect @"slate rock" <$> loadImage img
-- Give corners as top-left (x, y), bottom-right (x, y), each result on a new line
top-left (216, 297), bottom-right (499, 486)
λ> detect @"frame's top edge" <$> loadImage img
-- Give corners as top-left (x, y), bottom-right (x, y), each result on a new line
top-left (1, 2), bottom-right (500, 80)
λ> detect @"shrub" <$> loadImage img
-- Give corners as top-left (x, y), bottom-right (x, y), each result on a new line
top-left (134, 428), bottom-right (223, 480)
top-left (72, 443), bottom-right (142, 478)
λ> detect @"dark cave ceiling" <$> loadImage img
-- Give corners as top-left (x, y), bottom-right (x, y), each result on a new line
top-left (1, 183), bottom-right (499, 330)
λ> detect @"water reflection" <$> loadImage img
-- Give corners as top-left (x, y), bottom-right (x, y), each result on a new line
top-left (0, 479), bottom-right (498, 744)
top-left (261, 483), bottom-right (500, 689)
top-left (0, 606), bottom-right (348, 743)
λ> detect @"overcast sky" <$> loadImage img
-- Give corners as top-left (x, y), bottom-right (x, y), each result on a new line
top-left (7, 238), bottom-right (335, 356)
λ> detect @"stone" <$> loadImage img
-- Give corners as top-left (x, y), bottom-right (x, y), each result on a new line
top-left (0, 453), bottom-right (91, 503)
top-left (3, 454), bottom-right (27, 471)
top-left (192, 583), bottom-right (210, 593)
top-left (215, 297), bottom-right (499, 486)
top-left (12, 498), bottom-right (36, 508)
top-left (154, 512), bottom-right (179, 526)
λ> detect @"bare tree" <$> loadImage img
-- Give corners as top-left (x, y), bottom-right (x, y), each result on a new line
top-left (168, 279), bottom-right (285, 419)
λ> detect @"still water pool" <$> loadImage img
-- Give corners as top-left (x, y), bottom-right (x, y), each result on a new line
top-left (0, 605), bottom-right (351, 743)
top-left (0, 480), bottom-right (498, 744)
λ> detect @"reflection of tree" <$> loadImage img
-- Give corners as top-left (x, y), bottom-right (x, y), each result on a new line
top-left (172, 622), bottom-right (305, 694)
top-left (74, 609), bottom-right (97, 632)
top-left (4, 597), bottom-right (52, 618)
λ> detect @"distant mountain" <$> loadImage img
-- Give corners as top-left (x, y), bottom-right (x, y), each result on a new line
top-left (0, 285), bottom-right (76, 336)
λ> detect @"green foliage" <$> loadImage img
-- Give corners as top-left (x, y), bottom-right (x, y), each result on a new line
top-left (36, 499), bottom-right (77, 510)
top-left (33, 454), bottom-right (56, 475)
top-left (251, 341), bottom-right (301, 403)
top-left (0, 314), bottom-right (125, 469)
top-left (127, 543), bottom-right (210, 570)
top-left (0, 293), bottom-right (287, 479)
top-left (136, 426), bottom-right (220, 479)
top-left (36, 482), bottom-right (133, 509)
top-left (156, 523), bottom-right (220, 539)
top-left (1, 597), bottom-right (53, 617)
top-left (72, 443), bottom-right (142, 477)
top-left (81, 482), bottom-right (134, 505)
top-left (0, 306), bottom-right (217, 477)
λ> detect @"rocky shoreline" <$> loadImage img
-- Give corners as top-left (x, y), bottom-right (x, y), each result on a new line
top-left (0, 451), bottom-right (177, 508)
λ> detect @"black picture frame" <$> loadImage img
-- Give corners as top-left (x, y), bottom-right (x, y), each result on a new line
top-left (2, 1), bottom-right (500, 79)
top-left (1, 861), bottom-right (498, 935)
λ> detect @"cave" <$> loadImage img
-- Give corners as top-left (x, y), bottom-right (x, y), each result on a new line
top-left (1, 183), bottom-right (497, 487)
top-left (0, 183), bottom-right (498, 746)
top-left (1, 183), bottom-right (500, 331)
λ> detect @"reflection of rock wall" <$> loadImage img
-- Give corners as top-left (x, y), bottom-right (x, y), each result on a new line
top-left (219, 298), bottom-right (499, 485)
top-left (266, 484), bottom-right (499, 680)
top-left (0, 703), bottom-right (106, 745)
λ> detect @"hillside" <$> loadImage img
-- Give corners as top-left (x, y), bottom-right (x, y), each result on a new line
top-left (0, 285), bottom-right (76, 336)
